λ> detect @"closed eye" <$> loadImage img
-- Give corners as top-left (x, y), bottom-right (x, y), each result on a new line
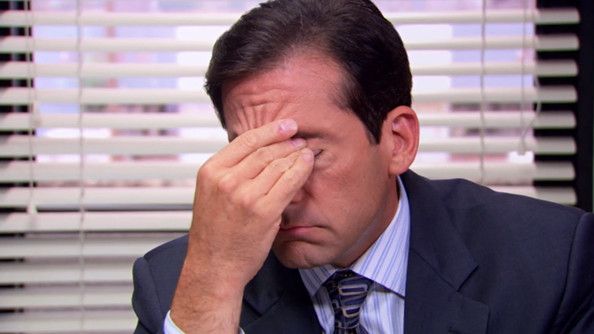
top-left (312, 149), bottom-right (323, 159)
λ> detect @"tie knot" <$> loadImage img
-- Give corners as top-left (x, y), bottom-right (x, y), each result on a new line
top-left (324, 270), bottom-right (372, 296)
top-left (324, 270), bottom-right (372, 333)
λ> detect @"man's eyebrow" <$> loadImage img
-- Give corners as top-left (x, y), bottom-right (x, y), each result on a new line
top-left (227, 128), bottom-right (324, 142)
top-left (294, 129), bottom-right (325, 139)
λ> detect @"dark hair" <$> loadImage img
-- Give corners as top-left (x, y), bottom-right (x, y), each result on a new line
top-left (205, 0), bottom-right (412, 142)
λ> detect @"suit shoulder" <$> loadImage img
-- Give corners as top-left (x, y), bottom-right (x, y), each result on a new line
top-left (423, 177), bottom-right (588, 252)
top-left (142, 234), bottom-right (188, 265)
top-left (431, 177), bottom-right (584, 221)
top-left (133, 234), bottom-right (188, 314)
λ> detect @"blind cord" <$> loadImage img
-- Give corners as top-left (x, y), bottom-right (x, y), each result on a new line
top-left (520, 0), bottom-right (541, 155)
top-left (24, 0), bottom-right (37, 222)
top-left (519, 0), bottom-right (528, 155)
top-left (479, 0), bottom-right (487, 185)
top-left (76, 0), bottom-right (87, 331)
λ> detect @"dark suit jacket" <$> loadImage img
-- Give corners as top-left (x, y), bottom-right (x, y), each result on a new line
top-left (132, 170), bottom-right (594, 333)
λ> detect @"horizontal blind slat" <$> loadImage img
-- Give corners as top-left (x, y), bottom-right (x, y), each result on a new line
top-left (0, 184), bottom-right (576, 209)
top-left (412, 161), bottom-right (574, 183)
top-left (0, 135), bottom-right (576, 156)
top-left (0, 285), bottom-right (133, 308)
top-left (0, 211), bottom-right (192, 233)
top-left (0, 35), bottom-right (579, 52)
top-left (491, 186), bottom-right (576, 205)
top-left (0, 60), bottom-right (578, 78)
top-left (0, 88), bottom-right (212, 104)
top-left (0, 135), bottom-right (227, 156)
top-left (385, 8), bottom-right (580, 24)
top-left (0, 187), bottom-right (195, 208)
top-left (0, 310), bottom-right (135, 333)
top-left (0, 161), bottom-right (574, 183)
top-left (0, 236), bottom-right (177, 258)
top-left (411, 60), bottom-right (577, 76)
top-left (0, 261), bottom-right (134, 284)
top-left (0, 111), bottom-right (576, 130)
top-left (420, 111), bottom-right (575, 128)
top-left (0, 86), bottom-right (577, 105)
top-left (0, 9), bottom-right (579, 26)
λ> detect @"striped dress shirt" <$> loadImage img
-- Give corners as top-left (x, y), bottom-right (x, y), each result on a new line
top-left (299, 179), bottom-right (410, 334)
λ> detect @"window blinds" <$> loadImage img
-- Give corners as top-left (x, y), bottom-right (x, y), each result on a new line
top-left (0, 1), bottom-right (580, 332)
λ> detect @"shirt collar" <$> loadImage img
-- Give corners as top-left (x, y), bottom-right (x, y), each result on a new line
top-left (299, 178), bottom-right (410, 298)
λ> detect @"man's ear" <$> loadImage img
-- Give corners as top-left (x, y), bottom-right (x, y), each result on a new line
top-left (380, 106), bottom-right (419, 176)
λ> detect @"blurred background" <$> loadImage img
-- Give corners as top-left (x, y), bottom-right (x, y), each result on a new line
top-left (0, 0), bottom-right (592, 332)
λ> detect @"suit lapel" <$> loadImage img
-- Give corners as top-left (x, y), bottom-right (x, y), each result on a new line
top-left (241, 254), bottom-right (321, 333)
top-left (401, 171), bottom-right (489, 334)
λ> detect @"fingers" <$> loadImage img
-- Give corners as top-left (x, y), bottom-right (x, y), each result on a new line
top-left (197, 119), bottom-right (313, 229)
top-left (212, 119), bottom-right (299, 168)
top-left (233, 149), bottom-right (305, 201)
top-left (223, 137), bottom-right (307, 183)
top-left (256, 148), bottom-right (314, 213)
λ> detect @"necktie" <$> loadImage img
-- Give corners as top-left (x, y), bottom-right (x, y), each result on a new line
top-left (323, 270), bottom-right (373, 334)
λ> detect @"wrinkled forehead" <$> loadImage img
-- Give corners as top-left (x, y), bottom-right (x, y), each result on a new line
top-left (221, 51), bottom-right (349, 139)
top-left (223, 82), bottom-right (291, 139)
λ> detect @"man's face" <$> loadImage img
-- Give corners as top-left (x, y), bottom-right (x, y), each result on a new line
top-left (222, 51), bottom-right (399, 268)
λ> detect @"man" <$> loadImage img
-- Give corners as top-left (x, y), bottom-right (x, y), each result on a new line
top-left (132, 0), bottom-right (594, 333)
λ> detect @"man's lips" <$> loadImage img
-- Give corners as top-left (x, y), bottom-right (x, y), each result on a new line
top-left (279, 225), bottom-right (313, 231)
top-left (277, 225), bottom-right (318, 238)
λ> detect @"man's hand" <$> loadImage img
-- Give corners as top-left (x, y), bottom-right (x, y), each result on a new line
top-left (170, 119), bottom-right (314, 333)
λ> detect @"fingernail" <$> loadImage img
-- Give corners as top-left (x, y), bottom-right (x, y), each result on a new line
top-left (301, 148), bottom-right (314, 162)
top-left (291, 138), bottom-right (306, 148)
top-left (279, 119), bottom-right (297, 133)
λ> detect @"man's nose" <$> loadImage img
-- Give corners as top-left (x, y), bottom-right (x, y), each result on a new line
top-left (290, 186), bottom-right (306, 204)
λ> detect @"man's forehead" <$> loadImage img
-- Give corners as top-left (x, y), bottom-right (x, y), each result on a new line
top-left (224, 93), bottom-right (290, 139)
top-left (222, 71), bottom-right (293, 129)
top-left (222, 52), bottom-right (347, 139)
top-left (222, 49), bottom-right (346, 103)
top-left (226, 116), bottom-right (328, 141)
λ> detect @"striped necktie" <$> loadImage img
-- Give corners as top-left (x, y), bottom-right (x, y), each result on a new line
top-left (323, 270), bottom-right (373, 334)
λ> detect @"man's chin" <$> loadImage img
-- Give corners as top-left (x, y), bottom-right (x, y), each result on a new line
top-left (272, 242), bottom-right (328, 269)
